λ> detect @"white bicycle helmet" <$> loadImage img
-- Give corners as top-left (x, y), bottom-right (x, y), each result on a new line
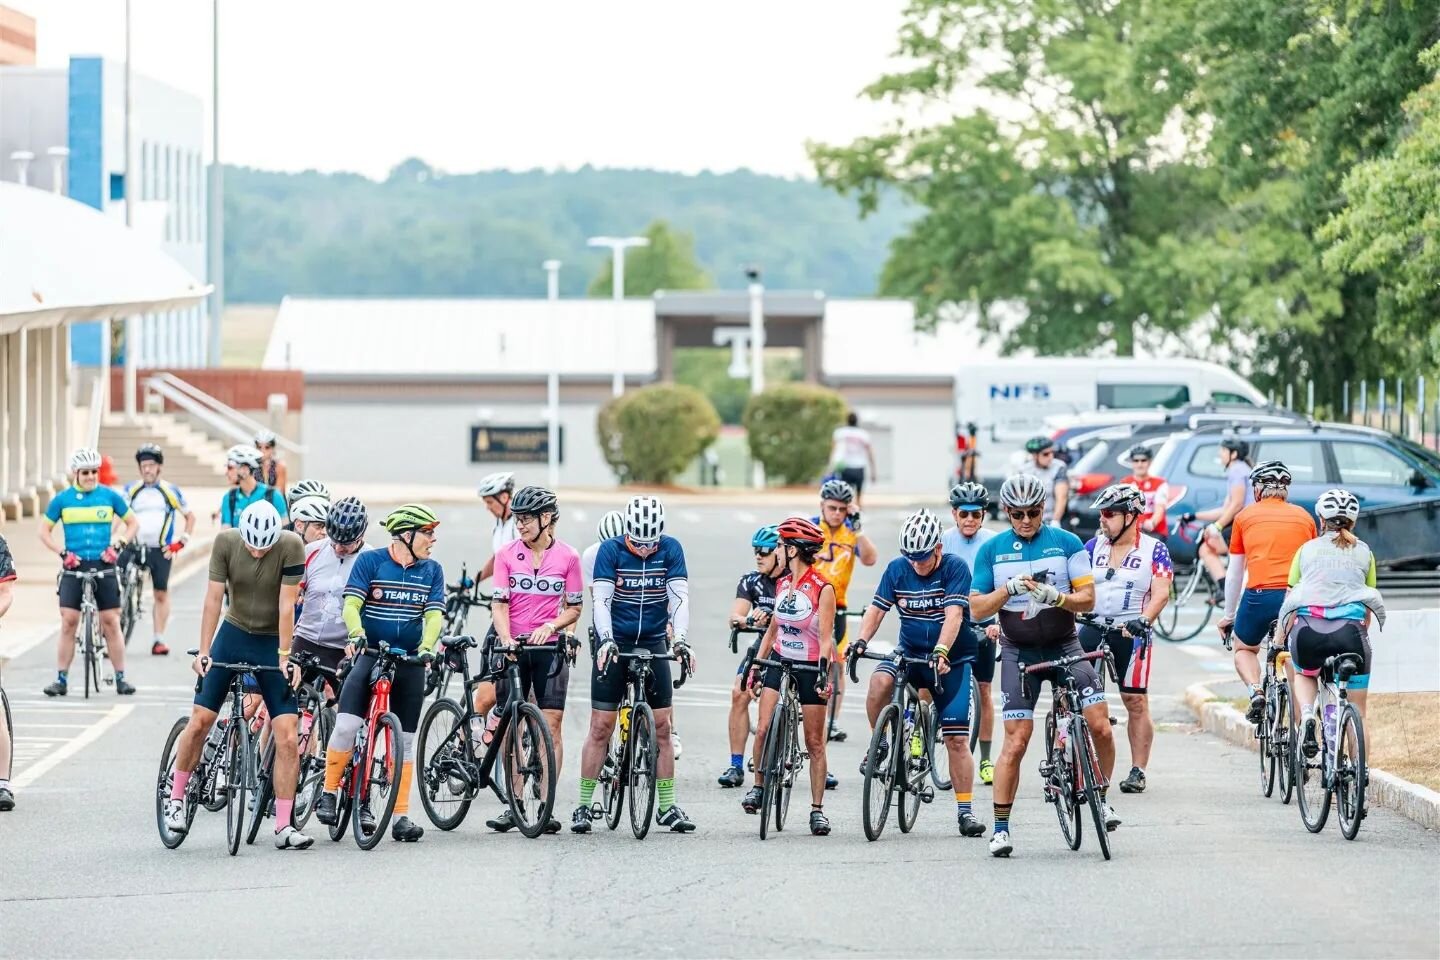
top-left (238, 500), bottom-right (282, 549)
top-left (290, 495), bottom-right (330, 524)
top-left (476, 471), bottom-right (515, 498)
top-left (624, 496), bottom-right (665, 543)
top-left (999, 473), bottom-right (1046, 510)
top-left (596, 509), bottom-right (625, 541)
top-left (287, 478), bottom-right (330, 503)
top-left (1092, 483), bottom-right (1146, 515)
top-left (1315, 488), bottom-right (1360, 524)
top-left (69, 447), bottom-right (102, 473)
top-left (899, 509), bottom-right (942, 556)
top-left (254, 428), bottom-right (277, 446)
top-left (226, 444), bottom-right (261, 470)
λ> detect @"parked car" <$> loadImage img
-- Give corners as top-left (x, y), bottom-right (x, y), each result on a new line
top-left (1067, 424), bottom-right (1440, 564)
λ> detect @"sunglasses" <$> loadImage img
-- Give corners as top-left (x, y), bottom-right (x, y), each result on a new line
top-left (754, 547), bottom-right (774, 557)
top-left (77, 469), bottom-right (98, 476)
top-left (954, 509), bottom-right (984, 519)
top-left (1130, 458), bottom-right (1151, 464)
top-left (1098, 509), bottom-right (1134, 519)
top-left (903, 550), bottom-right (934, 563)
top-left (1007, 508), bottom-right (1043, 520)
top-left (1036, 451), bottom-right (1054, 458)
top-left (415, 524), bottom-right (439, 536)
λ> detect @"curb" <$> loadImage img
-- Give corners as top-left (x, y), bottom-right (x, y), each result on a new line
top-left (1183, 681), bottom-right (1440, 831)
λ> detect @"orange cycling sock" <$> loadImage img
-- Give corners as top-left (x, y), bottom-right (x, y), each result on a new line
top-left (394, 762), bottom-right (413, 816)
top-left (324, 748), bottom-right (353, 792)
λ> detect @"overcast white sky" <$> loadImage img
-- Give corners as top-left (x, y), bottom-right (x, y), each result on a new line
top-left (22, 0), bottom-right (915, 179)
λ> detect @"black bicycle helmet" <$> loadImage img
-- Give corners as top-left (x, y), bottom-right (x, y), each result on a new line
top-left (1219, 435), bottom-right (1250, 460)
top-left (325, 496), bottom-right (369, 543)
top-left (511, 485), bottom-right (559, 516)
top-left (819, 478), bottom-right (855, 504)
top-left (1126, 444), bottom-right (1153, 462)
top-left (135, 443), bottom-right (164, 465)
top-left (1024, 435), bottom-right (1055, 455)
top-left (949, 481), bottom-right (989, 509)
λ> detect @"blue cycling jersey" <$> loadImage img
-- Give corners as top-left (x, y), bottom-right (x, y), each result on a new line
top-left (342, 547), bottom-right (445, 653)
top-left (219, 483), bottom-right (288, 527)
top-left (870, 554), bottom-right (975, 659)
top-left (592, 535), bottom-right (687, 644)
top-left (970, 525), bottom-right (1093, 647)
top-left (44, 485), bottom-right (130, 561)
top-left (942, 526), bottom-right (996, 625)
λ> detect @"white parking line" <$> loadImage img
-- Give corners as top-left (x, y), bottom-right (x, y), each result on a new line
top-left (1178, 645), bottom-right (1222, 658)
top-left (12, 703), bottom-right (134, 789)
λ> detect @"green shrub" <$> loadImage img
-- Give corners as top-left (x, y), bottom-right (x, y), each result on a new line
top-left (743, 384), bottom-right (848, 486)
top-left (596, 384), bottom-right (721, 485)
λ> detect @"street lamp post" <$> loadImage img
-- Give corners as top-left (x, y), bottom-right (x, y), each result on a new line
top-left (746, 266), bottom-right (766, 489)
top-left (543, 258), bottom-right (562, 488)
top-left (587, 235), bottom-right (648, 396)
top-left (543, 259), bottom-right (561, 301)
top-left (206, 0), bottom-right (224, 366)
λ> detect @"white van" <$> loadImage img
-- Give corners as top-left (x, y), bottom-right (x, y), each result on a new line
top-left (953, 358), bottom-right (1266, 488)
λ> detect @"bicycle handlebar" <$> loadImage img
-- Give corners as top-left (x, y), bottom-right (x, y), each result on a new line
top-left (608, 646), bottom-right (691, 689)
top-left (61, 568), bottom-right (116, 579)
top-left (847, 645), bottom-right (941, 685)
top-left (1022, 649), bottom-right (1106, 676)
top-left (750, 656), bottom-right (824, 674)
top-left (185, 648), bottom-right (283, 674)
top-left (728, 624), bottom-right (764, 653)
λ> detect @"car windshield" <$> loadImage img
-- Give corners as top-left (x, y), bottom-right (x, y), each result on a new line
top-left (1070, 438), bottom-right (1116, 476)
top-left (1391, 436), bottom-right (1440, 480)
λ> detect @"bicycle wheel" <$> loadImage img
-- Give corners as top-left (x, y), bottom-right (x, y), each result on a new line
top-left (825, 661), bottom-right (843, 741)
top-left (293, 706), bottom-right (333, 830)
top-left (776, 707), bottom-right (797, 833)
top-left (758, 702), bottom-right (785, 840)
top-left (156, 717), bottom-right (195, 849)
top-left (896, 703), bottom-right (922, 834)
top-left (966, 672), bottom-right (981, 753)
top-left (1074, 715), bottom-right (1111, 861)
top-left (121, 571), bottom-right (140, 646)
top-left (1335, 704), bottom-right (1367, 841)
top-left (627, 703), bottom-right (657, 840)
top-left (354, 712), bottom-right (403, 851)
top-left (1296, 720), bottom-right (1332, 833)
top-left (925, 702), bottom-right (952, 792)
top-left (1259, 681), bottom-right (1277, 799)
top-left (504, 702), bottom-right (556, 839)
top-left (224, 718), bottom-right (248, 856)
top-left (601, 726), bottom-right (627, 832)
top-left (82, 617), bottom-right (96, 700)
top-left (327, 764), bottom-right (352, 842)
top-left (861, 704), bottom-right (900, 842)
top-left (417, 698), bottom-right (473, 830)
top-left (1156, 567), bottom-right (1210, 642)
top-left (1045, 711), bottom-right (1081, 851)
top-left (245, 738), bottom-right (276, 845)
top-left (1274, 683), bottom-right (1294, 805)
top-left (2, 687), bottom-right (11, 781)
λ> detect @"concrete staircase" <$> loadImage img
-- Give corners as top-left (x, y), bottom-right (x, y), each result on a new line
top-left (98, 414), bottom-right (232, 489)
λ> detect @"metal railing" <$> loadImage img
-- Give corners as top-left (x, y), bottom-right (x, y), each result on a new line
top-left (1268, 374), bottom-right (1439, 451)
top-left (141, 371), bottom-right (305, 455)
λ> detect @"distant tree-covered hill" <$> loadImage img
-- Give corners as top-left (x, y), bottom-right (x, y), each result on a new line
top-left (223, 160), bottom-right (913, 302)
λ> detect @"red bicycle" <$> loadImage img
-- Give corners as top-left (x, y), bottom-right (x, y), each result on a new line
top-left (327, 645), bottom-right (420, 851)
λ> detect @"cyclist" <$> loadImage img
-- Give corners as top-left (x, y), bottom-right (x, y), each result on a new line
top-left (476, 471), bottom-right (518, 585)
top-left (289, 496), bottom-right (330, 545)
top-left (829, 411), bottom-right (877, 507)
top-left (1215, 461), bottom-right (1319, 724)
top-left (582, 510), bottom-right (625, 590)
top-left (1279, 488), bottom-right (1384, 756)
top-left (720, 524), bottom-right (782, 788)
top-left (286, 479), bottom-right (330, 510)
top-left (162, 501), bottom-right (311, 849)
top-left (1183, 435), bottom-right (1253, 604)
top-left (851, 509), bottom-right (985, 837)
top-left (315, 504), bottom-right (447, 843)
top-left (1118, 445), bottom-right (1171, 536)
top-left (1079, 483), bottom-right (1173, 794)
top-left (812, 477), bottom-right (877, 752)
top-left (0, 532), bottom-right (15, 810)
top-left (122, 443), bottom-right (197, 656)
top-left (40, 448), bottom-right (140, 697)
top-left (573, 495), bottom-right (696, 834)
top-left (941, 481), bottom-right (999, 785)
top-left (969, 473), bottom-right (1114, 858)
top-left (291, 496), bottom-right (371, 687)
top-left (482, 486), bottom-right (582, 835)
top-left (254, 428), bottom-right (288, 491)
top-left (742, 517), bottom-right (837, 835)
top-left (1020, 436), bottom-right (1069, 527)
top-left (219, 446), bottom-right (288, 529)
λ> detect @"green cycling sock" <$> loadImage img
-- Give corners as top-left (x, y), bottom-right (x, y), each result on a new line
top-left (979, 740), bottom-right (992, 762)
top-left (579, 777), bottom-right (597, 807)
top-left (657, 777), bottom-right (676, 813)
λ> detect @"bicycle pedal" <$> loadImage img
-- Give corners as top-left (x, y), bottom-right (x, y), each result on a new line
top-left (919, 788), bottom-right (934, 804)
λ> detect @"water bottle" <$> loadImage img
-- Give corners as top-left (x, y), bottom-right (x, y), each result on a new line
top-left (618, 705), bottom-right (632, 742)
top-left (1322, 703), bottom-right (1337, 756)
top-left (200, 723), bottom-right (222, 767)
top-left (1056, 719), bottom-right (1070, 757)
top-left (480, 705), bottom-right (503, 746)
top-left (904, 706), bottom-right (921, 758)
top-left (298, 711), bottom-right (314, 740)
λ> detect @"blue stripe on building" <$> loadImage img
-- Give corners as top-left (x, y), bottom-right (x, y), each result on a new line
top-left (67, 56), bottom-right (107, 366)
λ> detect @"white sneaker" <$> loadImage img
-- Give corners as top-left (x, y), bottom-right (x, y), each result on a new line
top-left (274, 825), bottom-right (315, 850)
top-left (989, 829), bottom-right (1013, 858)
top-left (671, 731), bottom-right (683, 759)
top-left (163, 799), bottom-right (188, 834)
top-left (1104, 803), bottom-right (1121, 832)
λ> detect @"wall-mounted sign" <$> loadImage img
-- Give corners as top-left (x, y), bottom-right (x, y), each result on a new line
top-left (470, 425), bottom-right (562, 464)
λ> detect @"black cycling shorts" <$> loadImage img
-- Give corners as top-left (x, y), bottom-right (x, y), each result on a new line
top-left (290, 635), bottom-right (346, 688)
top-left (591, 641), bottom-right (672, 712)
top-left (497, 647), bottom-right (571, 712)
top-left (123, 545), bottom-right (174, 591)
top-left (998, 639), bottom-right (1104, 722)
top-left (973, 626), bottom-right (997, 685)
top-left (194, 621), bottom-right (297, 717)
top-left (57, 561), bottom-right (120, 612)
top-left (838, 466), bottom-right (865, 496)
top-left (761, 658), bottom-right (826, 706)
top-left (1288, 617), bottom-right (1372, 683)
top-left (336, 651), bottom-right (426, 733)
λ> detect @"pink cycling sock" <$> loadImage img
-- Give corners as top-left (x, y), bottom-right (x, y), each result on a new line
top-left (169, 770), bottom-right (191, 801)
top-left (274, 798), bottom-right (294, 832)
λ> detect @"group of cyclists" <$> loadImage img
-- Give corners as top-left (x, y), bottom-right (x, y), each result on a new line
top-left (4, 425), bottom-right (1389, 855)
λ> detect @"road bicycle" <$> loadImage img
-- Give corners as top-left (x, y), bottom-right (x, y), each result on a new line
top-left (1223, 619), bottom-right (1295, 803)
top-left (1153, 521), bottom-right (1218, 642)
top-left (826, 608), bottom-right (866, 742)
top-left (749, 655), bottom-right (825, 840)
top-left (417, 633), bottom-right (573, 838)
top-left (1027, 644), bottom-right (1114, 861)
top-left (63, 568), bottom-right (115, 698)
top-left (595, 646), bottom-right (690, 840)
top-left (117, 546), bottom-right (146, 647)
top-left (244, 652), bottom-right (337, 841)
top-left (426, 565), bottom-right (492, 700)
top-left (326, 645), bottom-right (416, 850)
top-left (849, 646), bottom-right (949, 842)
top-left (156, 651), bottom-right (284, 855)
top-left (1295, 652), bottom-right (1368, 840)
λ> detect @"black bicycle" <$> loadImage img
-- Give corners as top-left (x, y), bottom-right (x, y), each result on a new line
top-left (596, 646), bottom-right (691, 840)
top-left (117, 546), bottom-right (146, 647)
top-left (826, 608), bottom-right (866, 742)
top-left (63, 568), bottom-right (114, 698)
top-left (416, 633), bottom-right (574, 838)
top-left (156, 650), bottom-right (284, 855)
top-left (749, 656), bottom-right (826, 839)
top-left (426, 566), bottom-right (492, 700)
top-left (849, 646), bottom-right (946, 841)
top-left (245, 652), bottom-right (337, 842)
top-left (1027, 646), bottom-right (1114, 861)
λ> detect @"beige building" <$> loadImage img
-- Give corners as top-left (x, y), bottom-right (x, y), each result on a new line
top-left (0, 4), bottom-right (35, 67)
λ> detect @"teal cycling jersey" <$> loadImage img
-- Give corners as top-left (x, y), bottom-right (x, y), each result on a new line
top-left (44, 486), bottom-right (130, 561)
top-left (219, 483), bottom-right (288, 527)
top-left (970, 525), bottom-right (1093, 647)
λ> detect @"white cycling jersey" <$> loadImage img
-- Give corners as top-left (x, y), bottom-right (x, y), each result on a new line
top-left (1084, 532), bottom-right (1173, 619)
top-left (294, 538), bottom-right (370, 646)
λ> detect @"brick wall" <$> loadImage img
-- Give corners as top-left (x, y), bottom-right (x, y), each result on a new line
top-left (110, 369), bottom-right (305, 413)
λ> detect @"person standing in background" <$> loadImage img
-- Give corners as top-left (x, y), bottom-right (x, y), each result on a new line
top-left (829, 412), bottom-right (877, 507)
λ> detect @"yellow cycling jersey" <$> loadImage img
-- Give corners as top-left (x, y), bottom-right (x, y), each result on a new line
top-left (811, 515), bottom-right (860, 608)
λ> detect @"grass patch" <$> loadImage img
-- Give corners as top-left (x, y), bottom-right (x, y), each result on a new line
top-left (1364, 692), bottom-right (1440, 793)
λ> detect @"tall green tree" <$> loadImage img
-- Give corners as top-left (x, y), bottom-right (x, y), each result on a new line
top-left (810, 0), bottom-right (1220, 356)
top-left (587, 220), bottom-right (712, 297)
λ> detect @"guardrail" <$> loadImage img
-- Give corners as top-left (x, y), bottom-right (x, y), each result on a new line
top-left (1270, 374), bottom-right (1439, 451)
top-left (142, 372), bottom-right (305, 456)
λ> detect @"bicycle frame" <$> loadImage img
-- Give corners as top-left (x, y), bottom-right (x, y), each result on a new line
top-left (471, 636), bottom-right (575, 791)
top-left (1023, 649), bottom-right (1110, 797)
top-left (64, 569), bottom-right (114, 696)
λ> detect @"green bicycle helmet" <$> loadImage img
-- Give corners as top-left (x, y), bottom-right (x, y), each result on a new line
top-left (382, 503), bottom-right (441, 534)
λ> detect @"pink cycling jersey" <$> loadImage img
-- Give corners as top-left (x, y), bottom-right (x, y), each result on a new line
top-left (771, 567), bottom-right (831, 661)
top-left (492, 537), bottom-right (584, 636)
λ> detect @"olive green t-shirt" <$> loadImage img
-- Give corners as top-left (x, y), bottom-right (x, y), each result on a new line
top-left (208, 529), bottom-right (305, 635)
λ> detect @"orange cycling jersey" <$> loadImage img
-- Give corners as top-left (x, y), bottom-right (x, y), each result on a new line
top-left (811, 515), bottom-right (859, 608)
top-left (1229, 498), bottom-right (1318, 589)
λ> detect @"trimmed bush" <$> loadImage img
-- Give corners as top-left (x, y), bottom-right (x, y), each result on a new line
top-left (596, 383), bottom-right (721, 485)
top-left (743, 383), bottom-right (848, 486)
